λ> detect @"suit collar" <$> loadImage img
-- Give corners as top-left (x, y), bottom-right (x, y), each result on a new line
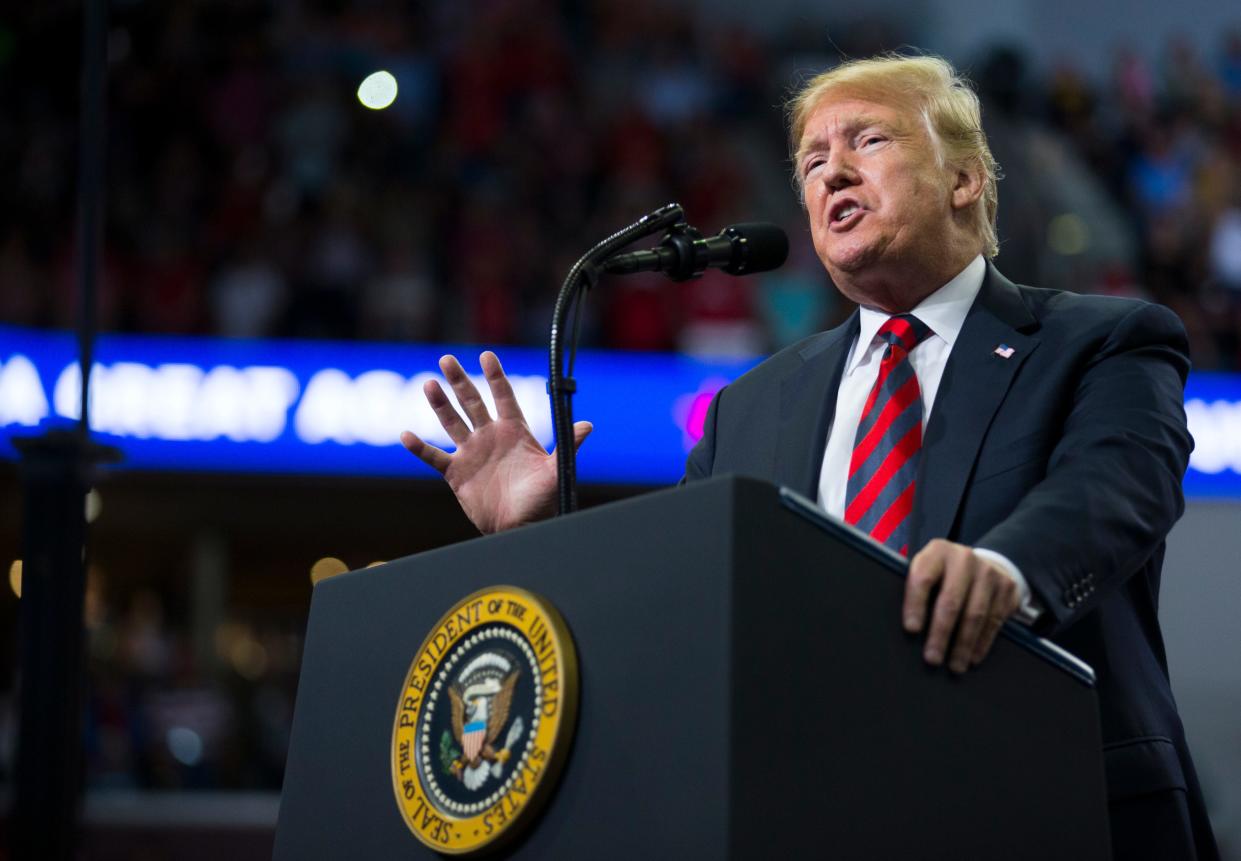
top-left (774, 313), bottom-right (859, 497)
top-left (973, 262), bottom-right (1039, 332)
top-left (910, 263), bottom-right (1041, 547)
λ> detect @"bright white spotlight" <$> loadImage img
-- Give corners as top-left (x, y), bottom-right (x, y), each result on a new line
top-left (357, 70), bottom-right (398, 110)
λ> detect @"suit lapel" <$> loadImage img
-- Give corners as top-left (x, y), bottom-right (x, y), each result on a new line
top-left (910, 266), bottom-right (1041, 549)
top-left (774, 313), bottom-right (859, 497)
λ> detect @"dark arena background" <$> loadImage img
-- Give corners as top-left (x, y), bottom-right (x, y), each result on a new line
top-left (1, 0), bottom-right (1240, 858)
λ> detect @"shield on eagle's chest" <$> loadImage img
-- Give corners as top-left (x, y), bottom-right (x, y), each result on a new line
top-left (462, 719), bottom-right (487, 761)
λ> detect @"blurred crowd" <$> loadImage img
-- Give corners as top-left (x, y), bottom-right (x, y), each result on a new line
top-left (81, 591), bottom-right (300, 792)
top-left (1038, 36), bottom-right (1241, 368)
top-left (0, 571), bottom-right (302, 792)
top-left (3, 2), bottom-right (1241, 367)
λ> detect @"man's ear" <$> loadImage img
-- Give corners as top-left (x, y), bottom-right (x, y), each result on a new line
top-left (951, 162), bottom-right (986, 211)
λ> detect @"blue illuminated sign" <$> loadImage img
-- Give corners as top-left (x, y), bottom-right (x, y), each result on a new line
top-left (1182, 373), bottom-right (1241, 500)
top-left (0, 324), bottom-right (754, 485)
top-left (2, 323), bottom-right (1239, 498)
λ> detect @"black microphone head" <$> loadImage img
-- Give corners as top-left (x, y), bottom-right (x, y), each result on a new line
top-left (721, 222), bottom-right (788, 275)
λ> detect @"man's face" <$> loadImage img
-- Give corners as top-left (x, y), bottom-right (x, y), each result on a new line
top-left (797, 95), bottom-right (963, 305)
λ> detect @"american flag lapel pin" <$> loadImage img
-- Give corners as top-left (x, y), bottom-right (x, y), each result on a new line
top-left (993, 343), bottom-right (1016, 359)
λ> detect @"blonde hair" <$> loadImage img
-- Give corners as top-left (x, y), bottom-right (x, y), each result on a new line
top-left (787, 54), bottom-right (1001, 258)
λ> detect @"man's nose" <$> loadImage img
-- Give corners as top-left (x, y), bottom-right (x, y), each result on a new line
top-left (821, 151), bottom-right (860, 192)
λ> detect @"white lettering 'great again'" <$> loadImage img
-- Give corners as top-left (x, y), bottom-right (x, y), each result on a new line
top-left (52, 362), bottom-right (301, 442)
top-left (2, 356), bottom-right (553, 450)
top-left (292, 368), bottom-right (553, 449)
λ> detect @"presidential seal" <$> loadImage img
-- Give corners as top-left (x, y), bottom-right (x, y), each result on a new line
top-left (391, 586), bottom-right (579, 854)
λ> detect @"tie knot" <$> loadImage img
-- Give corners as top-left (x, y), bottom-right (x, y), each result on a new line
top-left (877, 314), bottom-right (931, 352)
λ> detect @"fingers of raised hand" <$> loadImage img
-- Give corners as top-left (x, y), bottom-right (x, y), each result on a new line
top-left (400, 430), bottom-right (451, 475)
top-left (571, 421), bottom-right (593, 451)
top-left (440, 355), bottom-right (493, 430)
top-left (423, 377), bottom-right (471, 445)
top-left (480, 351), bottom-right (525, 422)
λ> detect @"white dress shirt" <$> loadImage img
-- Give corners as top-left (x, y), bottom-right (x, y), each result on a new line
top-left (816, 255), bottom-right (1040, 621)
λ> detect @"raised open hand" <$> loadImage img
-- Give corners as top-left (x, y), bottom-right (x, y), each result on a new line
top-left (400, 351), bottom-right (592, 534)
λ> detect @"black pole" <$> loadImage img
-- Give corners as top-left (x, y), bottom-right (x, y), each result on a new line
top-left (11, 435), bottom-right (107, 859)
top-left (11, 1), bottom-right (118, 858)
top-left (77, 0), bottom-right (106, 435)
top-left (547, 203), bottom-right (684, 515)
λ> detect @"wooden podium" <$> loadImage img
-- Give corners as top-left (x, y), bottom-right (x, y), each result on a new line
top-left (275, 476), bottom-right (1109, 859)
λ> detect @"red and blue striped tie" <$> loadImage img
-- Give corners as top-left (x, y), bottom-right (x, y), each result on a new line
top-left (845, 314), bottom-right (932, 556)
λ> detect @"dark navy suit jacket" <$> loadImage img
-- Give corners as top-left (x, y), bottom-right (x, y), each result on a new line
top-left (684, 264), bottom-right (1216, 852)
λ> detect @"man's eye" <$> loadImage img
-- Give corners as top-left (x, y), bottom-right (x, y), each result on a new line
top-left (861, 135), bottom-right (885, 147)
top-left (804, 159), bottom-right (824, 176)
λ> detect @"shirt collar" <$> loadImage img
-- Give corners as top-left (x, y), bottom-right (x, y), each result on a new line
top-left (845, 254), bottom-right (986, 376)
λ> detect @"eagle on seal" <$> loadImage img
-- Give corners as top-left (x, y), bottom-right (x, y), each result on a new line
top-left (448, 656), bottom-right (522, 790)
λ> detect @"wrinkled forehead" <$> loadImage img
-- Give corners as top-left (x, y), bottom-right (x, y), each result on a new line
top-left (798, 87), bottom-right (924, 142)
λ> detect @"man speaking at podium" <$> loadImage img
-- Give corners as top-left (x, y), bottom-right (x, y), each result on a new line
top-left (400, 55), bottom-right (1218, 859)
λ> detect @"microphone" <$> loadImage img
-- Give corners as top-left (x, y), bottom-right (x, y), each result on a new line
top-left (601, 222), bottom-right (789, 281)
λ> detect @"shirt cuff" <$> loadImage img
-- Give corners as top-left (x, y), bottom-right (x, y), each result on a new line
top-left (972, 547), bottom-right (1043, 624)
